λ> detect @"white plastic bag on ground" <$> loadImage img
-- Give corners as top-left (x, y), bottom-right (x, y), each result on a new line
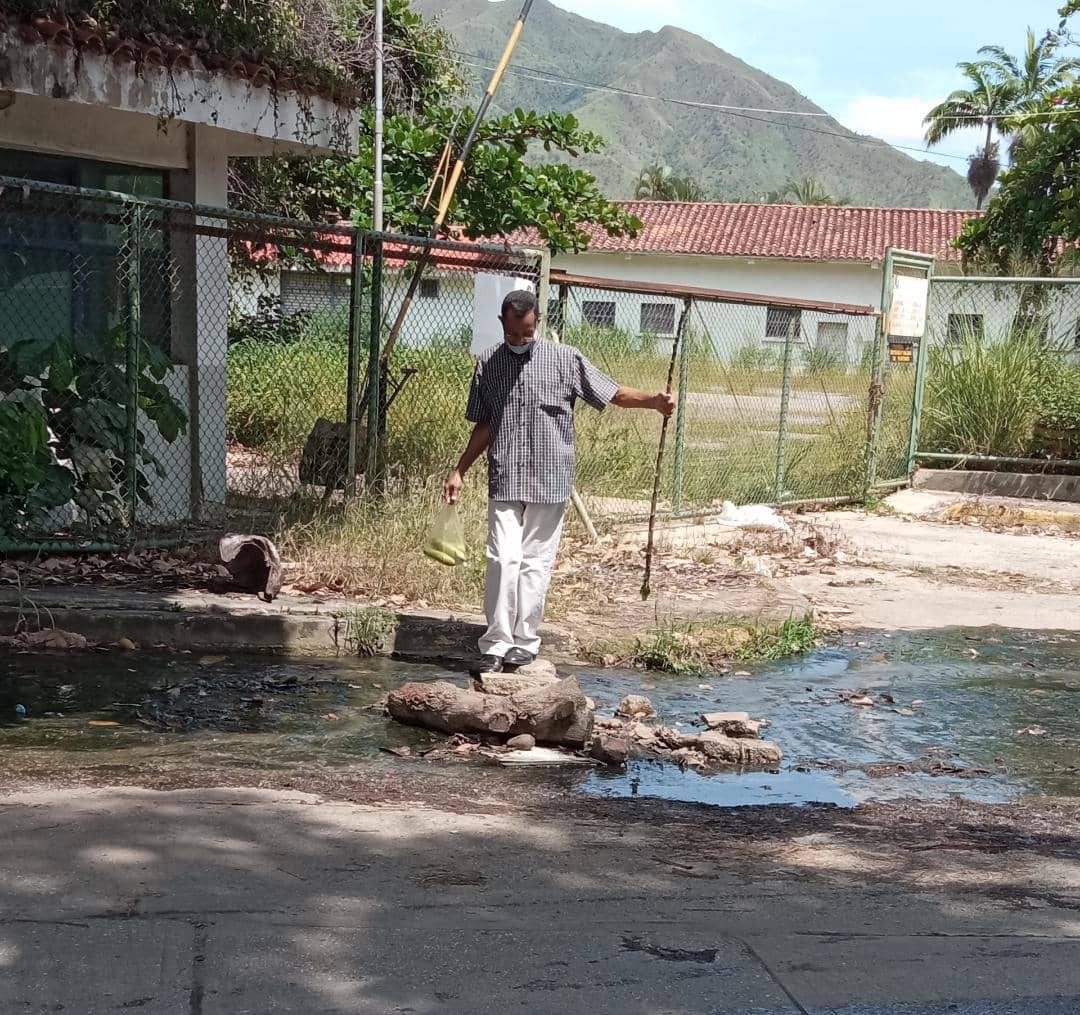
top-left (715, 501), bottom-right (791, 534)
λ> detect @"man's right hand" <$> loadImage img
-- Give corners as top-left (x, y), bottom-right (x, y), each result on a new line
top-left (444, 469), bottom-right (463, 504)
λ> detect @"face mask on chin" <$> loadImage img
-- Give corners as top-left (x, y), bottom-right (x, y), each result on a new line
top-left (506, 339), bottom-right (534, 355)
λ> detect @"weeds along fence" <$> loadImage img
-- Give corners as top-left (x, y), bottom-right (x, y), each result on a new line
top-left (0, 175), bottom-right (543, 549)
top-left (915, 276), bottom-right (1080, 471)
top-left (549, 272), bottom-right (903, 521)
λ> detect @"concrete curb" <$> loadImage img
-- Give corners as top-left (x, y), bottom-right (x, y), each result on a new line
top-left (0, 587), bottom-right (578, 662)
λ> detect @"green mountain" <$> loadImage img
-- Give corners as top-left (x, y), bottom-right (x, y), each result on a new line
top-left (412, 0), bottom-right (973, 209)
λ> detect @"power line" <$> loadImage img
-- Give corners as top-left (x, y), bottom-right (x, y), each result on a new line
top-left (388, 40), bottom-right (1077, 165)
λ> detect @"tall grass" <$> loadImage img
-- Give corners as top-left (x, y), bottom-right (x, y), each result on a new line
top-left (921, 327), bottom-right (1066, 458)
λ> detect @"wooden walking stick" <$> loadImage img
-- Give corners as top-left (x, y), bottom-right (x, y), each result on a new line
top-left (641, 298), bottom-right (692, 600)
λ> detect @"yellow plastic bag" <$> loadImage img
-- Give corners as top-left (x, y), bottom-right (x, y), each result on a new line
top-left (423, 504), bottom-right (467, 567)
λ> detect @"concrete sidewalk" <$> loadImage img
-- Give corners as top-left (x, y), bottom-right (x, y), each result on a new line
top-left (0, 584), bottom-right (577, 660)
top-left (3, 787), bottom-right (1079, 1014)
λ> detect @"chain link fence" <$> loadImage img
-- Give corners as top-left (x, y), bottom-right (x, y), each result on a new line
top-left (3, 175), bottom-right (946, 552)
top-left (0, 176), bottom-right (546, 548)
top-left (551, 274), bottom-right (886, 521)
top-left (915, 276), bottom-right (1080, 470)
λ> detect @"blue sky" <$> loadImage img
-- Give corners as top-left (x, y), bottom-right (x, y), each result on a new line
top-left (549, 0), bottom-right (1069, 169)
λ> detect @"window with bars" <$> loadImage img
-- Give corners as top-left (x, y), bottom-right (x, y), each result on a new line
top-left (639, 301), bottom-right (676, 335)
top-left (582, 300), bottom-right (616, 327)
top-left (765, 306), bottom-right (801, 340)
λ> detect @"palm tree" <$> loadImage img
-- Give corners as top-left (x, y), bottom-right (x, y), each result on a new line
top-left (634, 163), bottom-right (707, 201)
top-left (761, 177), bottom-right (850, 206)
top-left (635, 163), bottom-right (674, 200)
top-left (979, 29), bottom-right (1080, 152)
top-left (924, 33), bottom-right (1078, 209)
top-left (924, 62), bottom-right (1017, 210)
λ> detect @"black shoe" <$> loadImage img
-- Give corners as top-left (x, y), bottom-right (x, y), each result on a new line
top-left (503, 647), bottom-right (535, 669)
top-left (474, 654), bottom-right (503, 675)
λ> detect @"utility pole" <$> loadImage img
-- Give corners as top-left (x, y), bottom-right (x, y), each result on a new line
top-left (373, 0), bottom-right (384, 232)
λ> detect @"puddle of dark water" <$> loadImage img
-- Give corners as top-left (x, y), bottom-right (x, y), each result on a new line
top-left (2, 629), bottom-right (1080, 808)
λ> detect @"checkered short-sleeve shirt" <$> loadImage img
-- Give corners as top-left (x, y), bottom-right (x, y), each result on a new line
top-left (466, 340), bottom-right (619, 504)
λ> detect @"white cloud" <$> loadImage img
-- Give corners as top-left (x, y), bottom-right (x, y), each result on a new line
top-left (838, 94), bottom-right (984, 168)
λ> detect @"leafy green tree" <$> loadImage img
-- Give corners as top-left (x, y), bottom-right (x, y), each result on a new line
top-left (979, 29), bottom-right (1080, 152)
top-left (924, 26), bottom-right (1078, 209)
top-left (231, 3), bottom-right (639, 254)
top-left (955, 4), bottom-right (1080, 268)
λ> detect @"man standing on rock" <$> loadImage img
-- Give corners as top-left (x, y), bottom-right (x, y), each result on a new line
top-left (445, 290), bottom-right (674, 673)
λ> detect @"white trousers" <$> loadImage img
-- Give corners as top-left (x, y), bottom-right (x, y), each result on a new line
top-left (480, 500), bottom-right (566, 658)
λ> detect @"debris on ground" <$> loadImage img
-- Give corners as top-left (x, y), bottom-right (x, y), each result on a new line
top-left (385, 662), bottom-right (782, 772)
top-left (0, 629), bottom-right (88, 652)
top-left (219, 534), bottom-right (285, 602)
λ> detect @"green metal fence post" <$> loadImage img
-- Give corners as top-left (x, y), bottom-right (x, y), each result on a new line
top-left (864, 250), bottom-right (894, 499)
top-left (906, 267), bottom-right (936, 475)
top-left (672, 298), bottom-right (693, 515)
top-left (366, 237), bottom-right (383, 494)
top-left (345, 230), bottom-right (366, 498)
top-left (124, 205), bottom-right (142, 535)
top-left (773, 314), bottom-right (797, 502)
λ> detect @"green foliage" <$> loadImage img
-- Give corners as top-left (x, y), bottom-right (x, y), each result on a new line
top-left (802, 344), bottom-right (844, 376)
top-left (634, 164), bottom-right (708, 201)
top-left (237, 107), bottom-right (640, 255)
top-left (956, 81), bottom-right (1080, 269)
top-left (627, 614), bottom-right (820, 674)
top-left (761, 177), bottom-right (850, 206)
top-left (731, 344), bottom-right (781, 372)
top-left (0, 329), bottom-right (187, 538)
top-left (921, 326), bottom-right (1065, 457)
top-left (925, 19), bottom-right (1080, 209)
top-left (3, 0), bottom-right (450, 102)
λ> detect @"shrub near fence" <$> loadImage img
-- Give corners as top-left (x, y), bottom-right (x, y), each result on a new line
top-left (918, 277), bottom-right (1080, 468)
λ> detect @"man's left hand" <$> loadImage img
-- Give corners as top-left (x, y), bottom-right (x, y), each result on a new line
top-left (654, 392), bottom-right (676, 418)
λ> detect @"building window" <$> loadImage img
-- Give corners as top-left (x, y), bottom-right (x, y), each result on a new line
top-left (0, 148), bottom-right (170, 353)
top-left (765, 306), bottom-right (801, 340)
top-left (946, 313), bottom-right (985, 344)
top-left (1013, 312), bottom-right (1048, 341)
top-left (639, 302), bottom-right (676, 335)
top-left (582, 300), bottom-right (616, 327)
top-left (419, 278), bottom-right (440, 299)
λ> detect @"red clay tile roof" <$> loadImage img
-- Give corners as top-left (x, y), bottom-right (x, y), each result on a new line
top-left (511, 202), bottom-right (980, 263)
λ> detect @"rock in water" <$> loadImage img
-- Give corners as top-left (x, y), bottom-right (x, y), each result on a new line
top-left (506, 734), bottom-right (536, 751)
top-left (701, 712), bottom-right (762, 738)
top-left (695, 732), bottom-right (782, 766)
top-left (590, 732), bottom-right (630, 766)
top-left (617, 694), bottom-right (655, 719)
top-left (514, 658), bottom-right (558, 680)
